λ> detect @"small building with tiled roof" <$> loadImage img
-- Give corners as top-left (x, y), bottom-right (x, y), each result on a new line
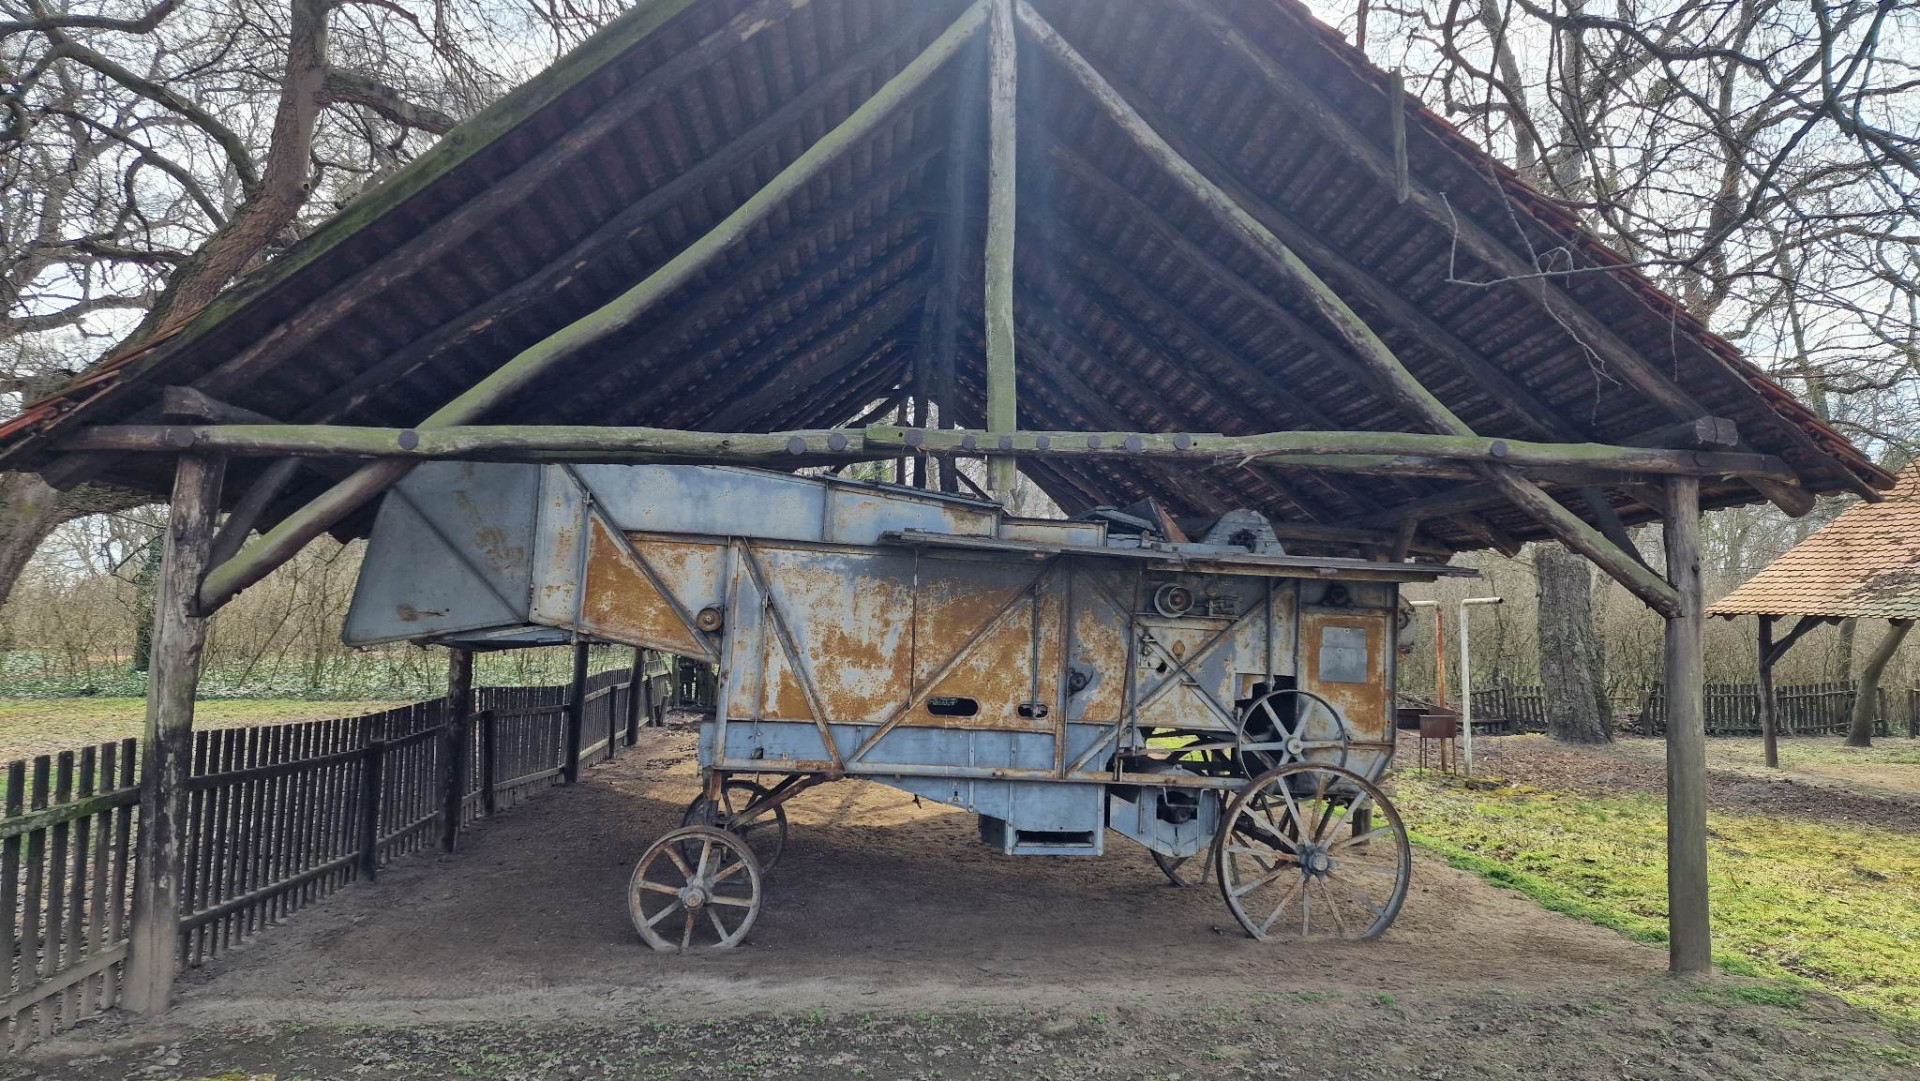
top-left (1712, 462), bottom-right (1920, 621)
top-left (1710, 461), bottom-right (1920, 760)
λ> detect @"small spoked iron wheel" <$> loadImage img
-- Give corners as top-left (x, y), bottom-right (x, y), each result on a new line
top-left (1213, 763), bottom-right (1410, 941)
top-left (683, 778), bottom-right (788, 872)
top-left (1152, 848), bottom-right (1210, 887)
top-left (629, 825), bottom-right (762, 952)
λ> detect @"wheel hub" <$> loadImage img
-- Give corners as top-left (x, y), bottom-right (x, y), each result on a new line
top-left (1299, 845), bottom-right (1333, 876)
top-left (680, 885), bottom-right (711, 910)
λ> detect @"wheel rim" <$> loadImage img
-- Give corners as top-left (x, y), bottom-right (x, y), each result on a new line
top-left (1213, 763), bottom-right (1409, 941)
top-left (683, 779), bottom-right (789, 873)
top-left (630, 825), bottom-right (762, 951)
top-left (1152, 848), bottom-right (1209, 887)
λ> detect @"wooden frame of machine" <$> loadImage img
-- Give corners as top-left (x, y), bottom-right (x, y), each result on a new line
top-left (343, 462), bottom-right (1473, 948)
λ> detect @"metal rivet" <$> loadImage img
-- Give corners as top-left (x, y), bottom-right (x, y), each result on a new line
top-left (1173, 433), bottom-right (1192, 450)
top-left (786, 436), bottom-right (808, 455)
top-left (905, 428), bottom-right (924, 448)
top-left (397, 429), bottom-right (420, 450)
top-left (999, 435), bottom-right (1015, 451)
top-left (1034, 435), bottom-right (1050, 450)
top-left (827, 432), bottom-right (848, 452)
top-left (1086, 434), bottom-right (1102, 449)
top-left (961, 434), bottom-right (978, 452)
top-left (1125, 435), bottom-right (1144, 453)
top-left (169, 429), bottom-right (196, 449)
top-left (1488, 440), bottom-right (1509, 459)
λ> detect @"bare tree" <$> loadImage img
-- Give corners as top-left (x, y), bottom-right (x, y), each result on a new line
top-left (0, 0), bottom-right (626, 609)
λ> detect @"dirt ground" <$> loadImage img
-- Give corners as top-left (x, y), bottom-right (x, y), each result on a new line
top-left (11, 726), bottom-right (1920, 1080)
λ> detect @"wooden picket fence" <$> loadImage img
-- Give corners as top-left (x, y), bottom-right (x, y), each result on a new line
top-left (1465, 679), bottom-right (1920, 739)
top-left (1, 668), bottom-right (645, 1047)
top-left (1634, 680), bottom-right (1918, 737)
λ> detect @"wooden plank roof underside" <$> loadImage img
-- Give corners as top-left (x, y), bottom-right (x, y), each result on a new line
top-left (0, 0), bottom-right (1890, 552)
top-left (1711, 463), bottom-right (1920, 621)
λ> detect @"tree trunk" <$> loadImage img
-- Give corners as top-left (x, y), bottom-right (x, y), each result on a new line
top-left (1847, 620), bottom-right (1911, 747)
top-left (1834, 617), bottom-right (1858, 681)
top-left (1537, 545), bottom-right (1612, 743)
top-left (0, 472), bottom-right (150, 637)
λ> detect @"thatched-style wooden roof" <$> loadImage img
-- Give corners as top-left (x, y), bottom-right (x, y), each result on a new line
top-left (0, 0), bottom-right (1889, 554)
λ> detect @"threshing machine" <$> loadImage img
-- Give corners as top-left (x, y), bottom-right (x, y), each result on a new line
top-left (344, 462), bottom-right (1471, 949)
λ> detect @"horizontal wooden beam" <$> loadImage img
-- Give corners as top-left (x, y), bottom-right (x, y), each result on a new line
top-left (61, 422), bottom-right (1800, 482)
top-left (864, 428), bottom-right (1796, 480)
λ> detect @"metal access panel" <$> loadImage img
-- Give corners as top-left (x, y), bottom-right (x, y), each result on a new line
top-left (343, 462), bottom-right (1003, 652)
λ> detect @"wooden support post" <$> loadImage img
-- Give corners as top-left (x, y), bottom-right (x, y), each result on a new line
top-left (479, 708), bottom-right (498, 816)
top-left (441, 648), bottom-right (473, 853)
top-left (563, 640), bottom-right (590, 783)
top-left (1662, 475), bottom-right (1712, 976)
top-left (1756, 615), bottom-right (1779, 769)
top-left (123, 452), bottom-right (224, 1016)
top-left (983, 0), bottom-right (1018, 500)
top-left (192, 1), bottom-right (989, 612)
top-left (358, 723), bottom-right (386, 880)
top-left (626, 647), bottom-right (649, 745)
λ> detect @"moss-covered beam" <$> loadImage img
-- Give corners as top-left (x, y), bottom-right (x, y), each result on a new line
top-left (63, 423), bottom-right (1799, 481)
top-left (190, 2), bottom-right (991, 614)
top-left (1015, 0), bottom-right (1681, 617)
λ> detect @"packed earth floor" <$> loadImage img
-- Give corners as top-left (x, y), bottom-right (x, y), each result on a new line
top-left (8, 724), bottom-right (1920, 1080)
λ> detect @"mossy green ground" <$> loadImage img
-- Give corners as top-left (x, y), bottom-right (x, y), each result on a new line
top-left (1396, 769), bottom-right (1920, 1022)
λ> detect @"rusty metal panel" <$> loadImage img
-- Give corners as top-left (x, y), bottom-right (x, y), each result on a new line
top-left (1299, 607), bottom-right (1394, 771)
top-left (747, 545), bottom-right (918, 726)
top-left (1063, 562), bottom-right (1131, 723)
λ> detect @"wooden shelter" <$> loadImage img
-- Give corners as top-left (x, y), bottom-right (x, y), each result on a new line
top-left (1710, 462), bottom-right (1920, 763)
top-left (0, 0), bottom-right (1893, 1006)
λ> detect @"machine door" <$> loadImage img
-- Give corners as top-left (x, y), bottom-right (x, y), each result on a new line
top-left (1298, 608), bottom-right (1395, 779)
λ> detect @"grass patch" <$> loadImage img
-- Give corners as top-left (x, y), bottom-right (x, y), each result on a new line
top-left (0, 697), bottom-right (405, 764)
top-left (1396, 771), bottom-right (1920, 1022)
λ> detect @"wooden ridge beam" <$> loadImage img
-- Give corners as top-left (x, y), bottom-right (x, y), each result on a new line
top-left (192, 2), bottom-right (990, 613)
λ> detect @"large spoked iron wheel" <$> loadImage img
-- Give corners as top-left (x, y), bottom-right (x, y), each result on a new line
top-left (629, 825), bottom-right (762, 952)
top-left (683, 778), bottom-right (789, 873)
top-left (1213, 763), bottom-right (1410, 941)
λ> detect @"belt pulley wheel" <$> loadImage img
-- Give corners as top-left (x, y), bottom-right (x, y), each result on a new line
top-left (1237, 688), bottom-right (1352, 772)
top-left (1213, 763), bottom-right (1410, 941)
top-left (630, 825), bottom-right (762, 952)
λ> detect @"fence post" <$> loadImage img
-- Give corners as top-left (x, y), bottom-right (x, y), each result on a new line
top-left (358, 722), bottom-right (386, 882)
top-left (627, 648), bottom-right (649, 746)
top-left (481, 708), bottom-right (498, 815)
top-left (563, 640), bottom-right (589, 784)
top-left (442, 650), bottom-right (473, 853)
